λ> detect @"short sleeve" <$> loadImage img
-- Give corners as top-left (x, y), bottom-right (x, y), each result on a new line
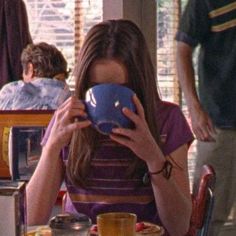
top-left (158, 103), bottom-right (194, 156)
top-left (175, 0), bottom-right (210, 47)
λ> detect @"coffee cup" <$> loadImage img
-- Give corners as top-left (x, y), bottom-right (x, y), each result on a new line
top-left (97, 212), bottom-right (137, 236)
top-left (84, 83), bottom-right (136, 135)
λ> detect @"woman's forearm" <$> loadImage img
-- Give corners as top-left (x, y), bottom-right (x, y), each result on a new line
top-left (26, 145), bottom-right (64, 225)
top-left (150, 174), bottom-right (192, 236)
top-left (147, 145), bottom-right (192, 236)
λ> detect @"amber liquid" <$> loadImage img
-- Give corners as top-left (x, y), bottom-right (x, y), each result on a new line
top-left (97, 212), bottom-right (137, 236)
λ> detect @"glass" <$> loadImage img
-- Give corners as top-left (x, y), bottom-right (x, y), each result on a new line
top-left (49, 213), bottom-right (92, 236)
top-left (97, 212), bottom-right (137, 236)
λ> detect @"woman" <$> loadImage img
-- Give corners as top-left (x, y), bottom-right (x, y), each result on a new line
top-left (26, 20), bottom-right (193, 236)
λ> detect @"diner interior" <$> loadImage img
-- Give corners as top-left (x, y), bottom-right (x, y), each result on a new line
top-left (0, 0), bottom-right (235, 236)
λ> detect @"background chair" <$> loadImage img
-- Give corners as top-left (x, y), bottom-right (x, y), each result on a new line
top-left (187, 164), bottom-right (216, 236)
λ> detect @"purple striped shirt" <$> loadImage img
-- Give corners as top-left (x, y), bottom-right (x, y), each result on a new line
top-left (43, 101), bottom-right (194, 225)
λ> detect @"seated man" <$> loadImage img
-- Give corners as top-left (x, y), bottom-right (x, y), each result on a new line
top-left (0, 42), bottom-right (71, 110)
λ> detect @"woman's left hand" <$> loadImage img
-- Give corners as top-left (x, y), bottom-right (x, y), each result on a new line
top-left (110, 95), bottom-right (163, 165)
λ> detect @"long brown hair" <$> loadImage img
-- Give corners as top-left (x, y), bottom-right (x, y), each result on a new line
top-left (67, 19), bottom-right (161, 187)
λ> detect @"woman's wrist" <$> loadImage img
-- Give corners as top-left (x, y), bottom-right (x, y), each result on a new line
top-left (147, 159), bottom-right (165, 173)
top-left (43, 141), bottom-right (62, 158)
top-left (143, 160), bottom-right (173, 185)
top-left (149, 161), bottom-right (173, 178)
top-left (145, 146), bottom-right (166, 172)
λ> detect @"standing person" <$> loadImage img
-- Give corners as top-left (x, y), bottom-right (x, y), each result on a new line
top-left (27, 19), bottom-right (194, 236)
top-left (0, 42), bottom-right (71, 110)
top-left (176, 0), bottom-right (236, 235)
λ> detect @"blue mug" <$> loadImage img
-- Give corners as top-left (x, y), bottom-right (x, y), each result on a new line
top-left (85, 83), bottom-right (136, 135)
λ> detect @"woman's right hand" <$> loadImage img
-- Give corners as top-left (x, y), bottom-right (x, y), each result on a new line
top-left (46, 96), bottom-right (91, 151)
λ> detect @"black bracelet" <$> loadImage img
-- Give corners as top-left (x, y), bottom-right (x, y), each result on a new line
top-left (142, 160), bottom-right (173, 185)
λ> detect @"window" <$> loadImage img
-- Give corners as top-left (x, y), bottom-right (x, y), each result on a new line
top-left (157, 0), bottom-right (197, 187)
top-left (157, 0), bottom-right (181, 104)
top-left (24, 0), bottom-right (102, 86)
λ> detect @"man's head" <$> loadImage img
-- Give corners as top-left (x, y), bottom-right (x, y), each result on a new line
top-left (21, 42), bottom-right (68, 82)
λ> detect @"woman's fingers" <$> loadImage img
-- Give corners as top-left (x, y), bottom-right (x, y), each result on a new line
top-left (122, 107), bottom-right (139, 124)
top-left (110, 133), bottom-right (133, 148)
top-left (56, 96), bottom-right (88, 123)
top-left (57, 96), bottom-right (86, 114)
top-left (121, 95), bottom-right (145, 128)
top-left (132, 94), bottom-right (145, 120)
top-left (66, 120), bottom-right (92, 132)
top-left (111, 127), bottom-right (134, 139)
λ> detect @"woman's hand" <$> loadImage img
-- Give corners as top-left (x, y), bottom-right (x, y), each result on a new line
top-left (46, 96), bottom-right (91, 150)
top-left (110, 95), bottom-right (164, 166)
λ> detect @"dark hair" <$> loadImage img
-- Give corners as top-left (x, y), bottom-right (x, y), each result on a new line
top-left (21, 42), bottom-right (68, 79)
top-left (68, 19), bottom-right (161, 186)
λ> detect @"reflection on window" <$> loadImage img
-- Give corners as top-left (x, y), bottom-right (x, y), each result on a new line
top-left (10, 127), bottom-right (46, 181)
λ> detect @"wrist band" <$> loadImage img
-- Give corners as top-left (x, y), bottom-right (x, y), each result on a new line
top-left (142, 160), bottom-right (173, 185)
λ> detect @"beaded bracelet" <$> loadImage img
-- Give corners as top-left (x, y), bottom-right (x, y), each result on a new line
top-left (142, 160), bottom-right (173, 185)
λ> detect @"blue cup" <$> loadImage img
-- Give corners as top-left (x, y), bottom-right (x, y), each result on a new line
top-left (85, 83), bottom-right (136, 135)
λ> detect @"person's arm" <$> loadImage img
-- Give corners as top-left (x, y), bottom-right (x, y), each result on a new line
top-left (26, 96), bottom-right (91, 225)
top-left (26, 143), bottom-right (64, 225)
top-left (176, 42), bottom-right (215, 141)
top-left (147, 144), bottom-right (191, 236)
top-left (110, 95), bottom-right (192, 236)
